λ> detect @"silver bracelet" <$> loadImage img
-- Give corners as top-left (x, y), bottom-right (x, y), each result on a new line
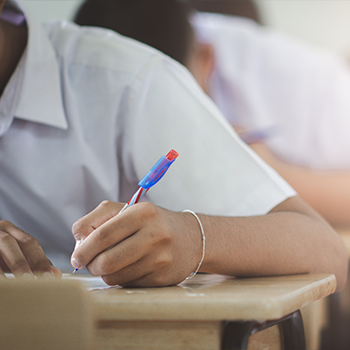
top-left (183, 210), bottom-right (206, 280)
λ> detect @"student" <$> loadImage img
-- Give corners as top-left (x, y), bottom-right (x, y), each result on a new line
top-left (74, 0), bottom-right (350, 227)
top-left (189, 3), bottom-right (350, 227)
top-left (0, 0), bottom-right (347, 290)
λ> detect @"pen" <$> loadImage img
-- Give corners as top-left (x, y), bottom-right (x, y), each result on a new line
top-left (72, 149), bottom-right (179, 273)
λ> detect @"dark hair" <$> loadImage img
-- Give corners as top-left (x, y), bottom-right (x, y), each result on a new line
top-left (74, 0), bottom-right (194, 66)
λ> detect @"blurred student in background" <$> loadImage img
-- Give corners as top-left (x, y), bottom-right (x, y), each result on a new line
top-left (74, 0), bottom-right (350, 227)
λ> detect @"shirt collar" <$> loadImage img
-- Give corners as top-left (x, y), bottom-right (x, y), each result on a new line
top-left (1, 0), bottom-right (68, 130)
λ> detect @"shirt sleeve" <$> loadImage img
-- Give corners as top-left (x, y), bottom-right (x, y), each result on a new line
top-left (123, 53), bottom-right (296, 217)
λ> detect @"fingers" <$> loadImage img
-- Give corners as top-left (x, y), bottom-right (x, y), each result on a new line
top-left (72, 201), bottom-right (124, 241)
top-left (117, 271), bottom-right (175, 288)
top-left (96, 252), bottom-right (174, 287)
top-left (71, 201), bottom-right (124, 268)
top-left (0, 227), bottom-right (34, 277)
top-left (71, 203), bottom-right (142, 270)
top-left (86, 230), bottom-right (151, 276)
top-left (100, 259), bottom-right (154, 286)
top-left (101, 262), bottom-right (176, 288)
top-left (51, 266), bottom-right (63, 278)
top-left (17, 237), bottom-right (55, 277)
top-left (0, 220), bottom-right (60, 278)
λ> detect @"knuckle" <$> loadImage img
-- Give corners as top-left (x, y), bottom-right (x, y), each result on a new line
top-left (99, 200), bottom-right (113, 209)
top-left (159, 230), bottom-right (172, 245)
top-left (149, 228), bottom-right (172, 247)
top-left (139, 202), bottom-right (158, 219)
top-left (0, 232), bottom-right (13, 245)
top-left (72, 220), bottom-right (87, 235)
top-left (0, 220), bottom-right (12, 229)
top-left (155, 253), bottom-right (172, 269)
top-left (20, 233), bottom-right (38, 246)
top-left (98, 200), bottom-right (121, 217)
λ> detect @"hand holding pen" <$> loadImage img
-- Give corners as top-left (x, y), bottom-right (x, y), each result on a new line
top-left (70, 148), bottom-right (204, 287)
top-left (71, 150), bottom-right (181, 276)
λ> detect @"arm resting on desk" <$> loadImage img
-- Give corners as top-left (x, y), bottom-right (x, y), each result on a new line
top-left (251, 142), bottom-right (350, 227)
top-left (200, 195), bottom-right (348, 292)
top-left (71, 194), bottom-right (348, 291)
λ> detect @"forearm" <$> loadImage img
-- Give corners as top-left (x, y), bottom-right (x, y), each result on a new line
top-left (198, 196), bottom-right (348, 291)
top-left (71, 197), bottom-right (348, 289)
top-left (280, 169), bottom-right (350, 227)
top-left (251, 143), bottom-right (350, 226)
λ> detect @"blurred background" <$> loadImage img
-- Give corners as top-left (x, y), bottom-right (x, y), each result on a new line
top-left (22, 0), bottom-right (350, 55)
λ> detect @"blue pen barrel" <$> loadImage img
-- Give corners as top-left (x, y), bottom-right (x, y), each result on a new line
top-left (138, 156), bottom-right (175, 189)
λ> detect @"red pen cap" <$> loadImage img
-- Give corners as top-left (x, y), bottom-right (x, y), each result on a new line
top-left (166, 149), bottom-right (179, 161)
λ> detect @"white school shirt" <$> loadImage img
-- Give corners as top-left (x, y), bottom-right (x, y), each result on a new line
top-left (191, 12), bottom-right (350, 170)
top-left (0, 2), bottom-right (295, 271)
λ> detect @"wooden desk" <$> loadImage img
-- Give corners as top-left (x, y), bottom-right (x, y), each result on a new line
top-left (82, 273), bottom-right (336, 350)
top-left (0, 278), bottom-right (93, 350)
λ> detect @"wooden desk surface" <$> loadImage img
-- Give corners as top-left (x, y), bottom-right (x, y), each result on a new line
top-left (0, 273), bottom-right (336, 350)
top-left (87, 273), bottom-right (336, 322)
top-left (0, 279), bottom-right (93, 350)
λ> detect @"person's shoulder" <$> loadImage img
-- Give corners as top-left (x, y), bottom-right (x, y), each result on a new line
top-left (43, 20), bottom-right (164, 74)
